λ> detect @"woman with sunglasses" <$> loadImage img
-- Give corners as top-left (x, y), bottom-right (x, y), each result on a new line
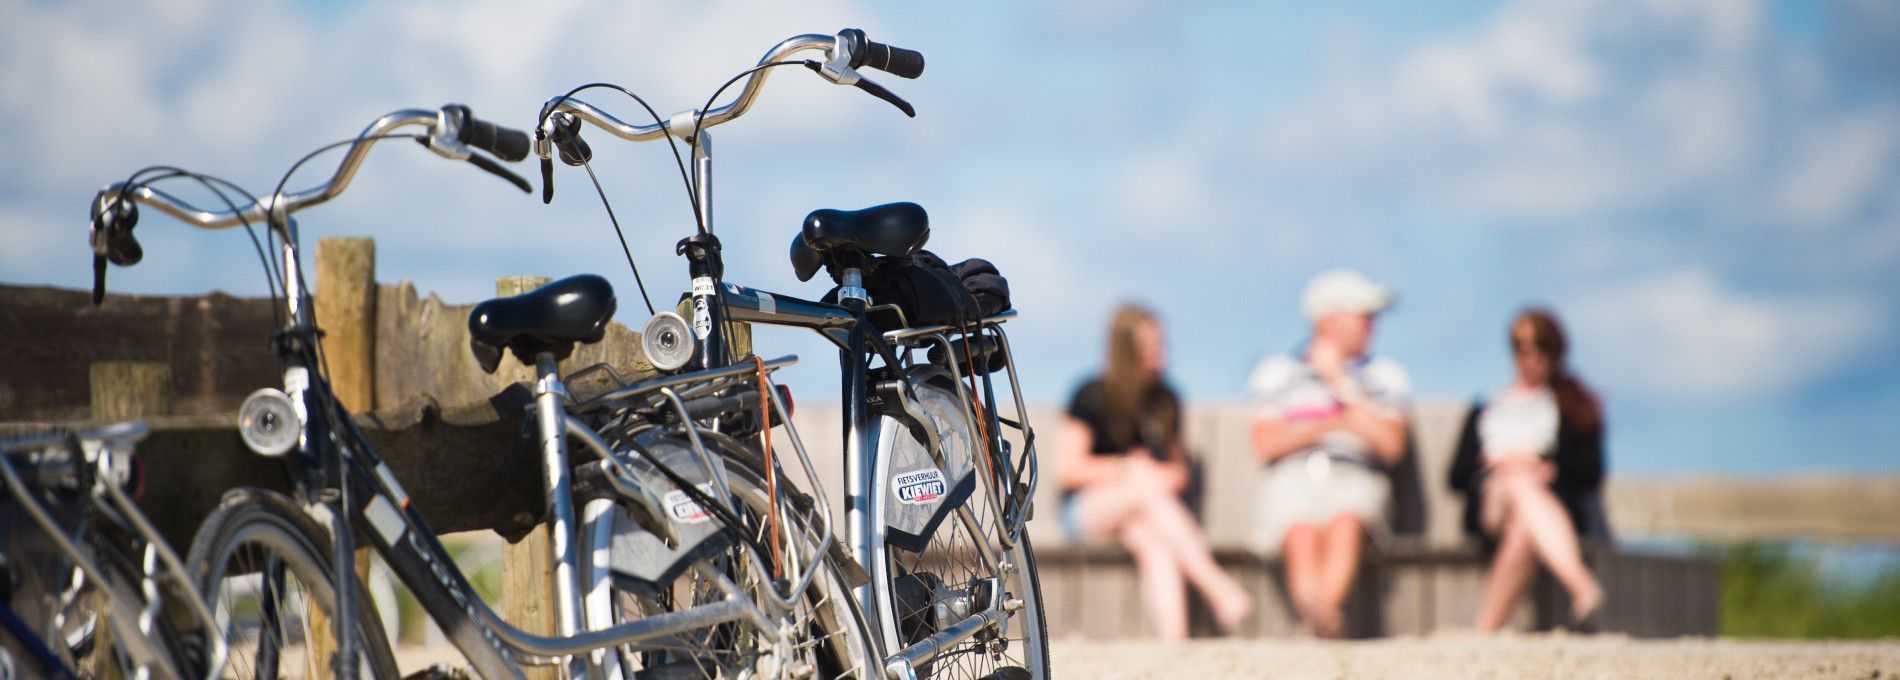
top-left (1450, 308), bottom-right (1607, 630)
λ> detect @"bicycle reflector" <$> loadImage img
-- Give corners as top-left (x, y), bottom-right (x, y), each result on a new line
top-left (642, 311), bottom-right (696, 371)
top-left (238, 388), bottom-right (300, 456)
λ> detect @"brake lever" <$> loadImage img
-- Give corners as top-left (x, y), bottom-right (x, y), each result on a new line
top-left (467, 154), bottom-right (532, 193)
top-left (803, 61), bottom-right (914, 117)
top-left (853, 75), bottom-right (915, 118)
top-left (92, 254), bottom-right (108, 305)
top-left (540, 155), bottom-right (555, 204)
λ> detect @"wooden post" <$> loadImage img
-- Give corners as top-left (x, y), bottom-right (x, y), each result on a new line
top-left (89, 362), bottom-right (171, 421)
top-left (497, 275), bottom-right (558, 680)
top-left (315, 237), bottom-right (380, 672)
top-left (315, 237), bottom-right (377, 413)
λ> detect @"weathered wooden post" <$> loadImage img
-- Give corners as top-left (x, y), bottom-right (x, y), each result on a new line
top-left (314, 237), bottom-right (380, 666)
top-left (497, 275), bottom-right (557, 680)
top-left (89, 362), bottom-right (172, 421)
top-left (315, 237), bottom-right (377, 413)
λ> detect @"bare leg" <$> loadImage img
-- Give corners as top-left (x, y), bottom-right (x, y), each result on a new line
top-left (1280, 524), bottom-right (1323, 634)
top-left (1120, 518), bottom-right (1188, 640)
top-left (1473, 517), bottom-right (1537, 632)
top-left (1498, 470), bottom-right (1603, 621)
top-left (1309, 513), bottom-right (1363, 638)
top-left (1129, 492), bottom-right (1253, 629)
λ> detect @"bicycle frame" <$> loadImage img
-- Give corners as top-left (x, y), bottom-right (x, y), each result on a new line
top-left (259, 225), bottom-right (845, 679)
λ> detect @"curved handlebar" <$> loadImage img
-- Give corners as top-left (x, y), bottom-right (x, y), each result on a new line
top-left (93, 105), bottom-right (530, 231)
top-left (540, 33), bottom-right (837, 144)
top-left (93, 109), bottom-right (441, 230)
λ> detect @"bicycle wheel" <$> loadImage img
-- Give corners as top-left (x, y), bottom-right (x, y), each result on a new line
top-left (877, 380), bottom-right (1049, 679)
top-left (186, 489), bottom-right (399, 679)
top-left (583, 431), bottom-right (880, 679)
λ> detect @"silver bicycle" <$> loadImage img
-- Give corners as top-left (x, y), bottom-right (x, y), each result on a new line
top-left (537, 28), bottom-right (1050, 680)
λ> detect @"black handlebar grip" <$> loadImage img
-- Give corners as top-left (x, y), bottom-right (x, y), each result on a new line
top-left (447, 105), bottom-right (531, 162)
top-left (462, 118), bottom-right (532, 162)
top-left (862, 41), bottom-right (925, 79)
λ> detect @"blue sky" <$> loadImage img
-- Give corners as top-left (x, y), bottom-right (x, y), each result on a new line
top-left (2, 0), bottom-right (1895, 476)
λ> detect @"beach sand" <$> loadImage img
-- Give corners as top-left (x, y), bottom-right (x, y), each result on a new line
top-left (1048, 632), bottom-right (1900, 679)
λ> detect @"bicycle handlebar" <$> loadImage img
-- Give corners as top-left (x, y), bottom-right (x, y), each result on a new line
top-left (91, 106), bottom-right (525, 231)
top-left (537, 29), bottom-right (924, 149)
top-left (87, 105), bottom-right (531, 303)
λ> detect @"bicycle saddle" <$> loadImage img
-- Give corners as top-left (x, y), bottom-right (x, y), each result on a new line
top-left (468, 274), bottom-right (616, 373)
top-left (790, 202), bottom-right (929, 281)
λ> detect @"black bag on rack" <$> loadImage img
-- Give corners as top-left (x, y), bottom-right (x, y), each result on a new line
top-left (949, 257), bottom-right (1011, 318)
top-left (825, 250), bottom-right (981, 327)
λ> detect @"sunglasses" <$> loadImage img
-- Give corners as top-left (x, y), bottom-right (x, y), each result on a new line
top-left (1511, 336), bottom-right (1556, 356)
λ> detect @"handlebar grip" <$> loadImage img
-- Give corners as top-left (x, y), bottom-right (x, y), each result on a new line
top-left (862, 41), bottom-right (925, 79)
top-left (452, 107), bottom-right (532, 162)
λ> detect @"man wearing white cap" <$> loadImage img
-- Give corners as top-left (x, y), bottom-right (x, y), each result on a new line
top-left (1246, 269), bottom-right (1410, 638)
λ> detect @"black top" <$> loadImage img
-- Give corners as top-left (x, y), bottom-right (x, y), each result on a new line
top-left (1448, 401), bottom-right (1610, 540)
top-left (1066, 377), bottom-right (1182, 458)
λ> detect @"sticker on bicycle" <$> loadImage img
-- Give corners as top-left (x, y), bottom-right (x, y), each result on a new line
top-left (663, 485), bottom-right (716, 524)
top-left (893, 468), bottom-right (947, 506)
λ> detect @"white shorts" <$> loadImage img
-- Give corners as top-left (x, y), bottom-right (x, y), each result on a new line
top-left (1249, 453), bottom-right (1391, 556)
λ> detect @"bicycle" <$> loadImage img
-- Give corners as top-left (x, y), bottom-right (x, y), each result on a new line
top-left (0, 423), bottom-right (227, 680)
top-left (536, 28), bottom-right (1050, 679)
top-left (86, 103), bottom-right (875, 678)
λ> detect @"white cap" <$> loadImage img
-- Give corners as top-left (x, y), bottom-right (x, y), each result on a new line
top-left (1301, 269), bottom-right (1394, 321)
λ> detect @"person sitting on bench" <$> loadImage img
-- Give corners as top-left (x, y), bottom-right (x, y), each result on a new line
top-left (1056, 303), bottom-right (1254, 640)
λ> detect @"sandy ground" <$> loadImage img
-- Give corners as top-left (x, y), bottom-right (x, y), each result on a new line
top-left (1048, 632), bottom-right (1900, 680)
top-left (394, 632), bottom-right (1900, 678)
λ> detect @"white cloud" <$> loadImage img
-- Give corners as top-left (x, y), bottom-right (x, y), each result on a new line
top-left (1567, 268), bottom-right (1881, 398)
top-left (1254, 0), bottom-right (1900, 239)
top-left (1773, 112), bottom-right (1897, 228)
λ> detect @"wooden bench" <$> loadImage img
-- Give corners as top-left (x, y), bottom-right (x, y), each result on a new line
top-left (1034, 539), bottom-right (1720, 639)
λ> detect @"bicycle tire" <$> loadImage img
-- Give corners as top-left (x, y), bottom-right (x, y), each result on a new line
top-left (185, 489), bottom-right (400, 679)
top-left (582, 430), bottom-right (881, 679)
top-left (876, 380), bottom-right (1050, 679)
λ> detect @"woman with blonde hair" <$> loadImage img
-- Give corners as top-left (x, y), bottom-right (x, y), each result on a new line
top-left (1056, 303), bottom-right (1253, 639)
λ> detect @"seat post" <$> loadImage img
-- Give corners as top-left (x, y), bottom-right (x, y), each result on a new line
top-left (530, 351), bottom-right (585, 675)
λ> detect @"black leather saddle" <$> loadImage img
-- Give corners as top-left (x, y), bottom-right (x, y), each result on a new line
top-left (790, 202), bottom-right (929, 281)
top-left (468, 274), bottom-right (616, 373)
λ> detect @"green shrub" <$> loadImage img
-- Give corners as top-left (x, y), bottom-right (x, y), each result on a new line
top-left (1716, 543), bottom-right (1900, 639)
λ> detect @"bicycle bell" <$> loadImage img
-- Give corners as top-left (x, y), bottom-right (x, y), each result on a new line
top-left (238, 388), bottom-right (300, 456)
top-left (642, 311), bottom-right (697, 371)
